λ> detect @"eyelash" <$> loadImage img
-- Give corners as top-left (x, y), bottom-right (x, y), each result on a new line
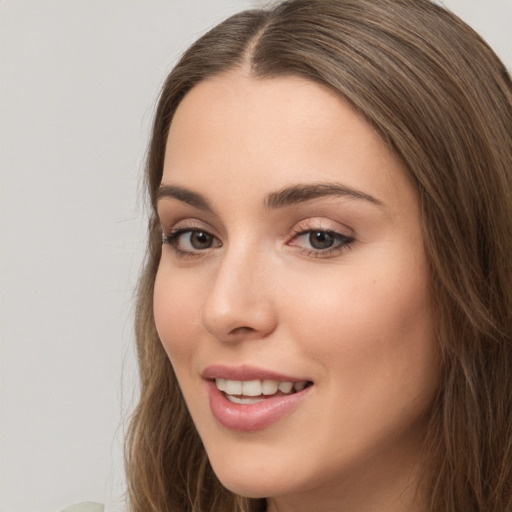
top-left (162, 224), bottom-right (355, 259)
top-left (163, 226), bottom-right (219, 258)
top-left (287, 227), bottom-right (355, 258)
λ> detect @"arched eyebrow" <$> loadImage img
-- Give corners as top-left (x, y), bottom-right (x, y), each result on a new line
top-left (264, 183), bottom-right (384, 209)
top-left (156, 185), bottom-right (214, 212)
top-left (156, 182), bottom-right (383, 212)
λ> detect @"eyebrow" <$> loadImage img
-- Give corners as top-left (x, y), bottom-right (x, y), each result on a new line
top-left (156, 185), bottom-right (214, 212)
top-left (156, 182), bottom-right (383, 212)
top-left (264, 183), bottom-right (383, 209)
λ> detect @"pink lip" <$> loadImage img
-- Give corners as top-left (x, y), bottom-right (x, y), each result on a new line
top-left (201, 364), bottom-right (309, 382)
top-left (202, 365), bottom-right (313, 432)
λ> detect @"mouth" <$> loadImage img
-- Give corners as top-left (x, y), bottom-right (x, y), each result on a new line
top-left (202, 365), bottom-right (314, 431)
top-left (215, 378), bottom-right (312, 404)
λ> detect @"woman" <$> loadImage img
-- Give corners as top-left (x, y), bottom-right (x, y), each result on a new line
top-left (125, 0), bottom-right (512, 511)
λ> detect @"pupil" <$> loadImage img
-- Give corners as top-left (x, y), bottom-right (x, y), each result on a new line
top-left (191, 231), bottom-right (212, 249)
top-left (309, 231), bottom-right (334, 249)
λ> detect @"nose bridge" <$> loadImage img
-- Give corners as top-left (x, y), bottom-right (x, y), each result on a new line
top-left (201, 238), bottom-right (276, 341)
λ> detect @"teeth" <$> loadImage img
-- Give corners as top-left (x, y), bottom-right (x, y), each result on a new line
top-left (278, 381), bottom-right (293, 393)
top-left (227, 395), bottom-right (265, 404)
top-left (262, 380), bottom-right (279, 395)
top-left (215, 378), bottom-right (309, 397)
top-left (294, 381), bottom-right (307, 392)
top-left (242, 380), bottom-right (262, 396)
top-left (223, 379), bottom-right (242, 395)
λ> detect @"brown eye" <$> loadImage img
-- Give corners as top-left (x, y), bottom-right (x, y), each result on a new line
top-left (289, 228), bottom-right (355, 258)
top-left (309, 231), bottom-right (335, 250)
top-left (164, 228), bottom-right (221, 255)
top-left (190, 231), bottom-right (214, 249)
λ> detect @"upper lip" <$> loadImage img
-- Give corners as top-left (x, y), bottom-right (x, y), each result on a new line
top-left (201, 364), bottom-right (311, 383)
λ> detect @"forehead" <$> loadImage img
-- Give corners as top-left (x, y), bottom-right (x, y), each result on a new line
top-left (162, 72), bottom-right (414, 212)
top-left (166, 72), bottom-right (385, 160)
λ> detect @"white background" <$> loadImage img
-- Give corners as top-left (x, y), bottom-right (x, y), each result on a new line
top-left (1, 1), bottom-right (511, 511)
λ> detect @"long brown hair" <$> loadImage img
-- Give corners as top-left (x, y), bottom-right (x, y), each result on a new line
top-left (125, 1), bottom-right (512, 510)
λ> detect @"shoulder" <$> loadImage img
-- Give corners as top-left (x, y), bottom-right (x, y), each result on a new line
top-left (60, 503), bottom-right (104, 512)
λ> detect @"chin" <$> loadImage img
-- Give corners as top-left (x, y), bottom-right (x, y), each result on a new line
top-left (204, 447), bottom-right (296, 499)
top-left (214, 469), bottom-right (288, 499)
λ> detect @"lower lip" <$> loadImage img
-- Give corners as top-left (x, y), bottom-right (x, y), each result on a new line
top-left (206, 380), bottom-right (312, 432)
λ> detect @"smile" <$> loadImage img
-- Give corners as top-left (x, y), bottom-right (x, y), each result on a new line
top-left (202, 366), bottom-right (314, 431)
top-left (215, 378), bottom-right (310, 404)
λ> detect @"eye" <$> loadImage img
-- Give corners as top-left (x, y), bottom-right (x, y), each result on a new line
top-left (306, 231), bottom-right (337, 250)
top-left (289, 229), bottom-right (354, 258)
top-left (163, 228), bottom-right (221, 256)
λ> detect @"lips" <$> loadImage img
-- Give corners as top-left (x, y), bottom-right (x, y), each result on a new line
top-left (202, 365), bottom-right (314, 431)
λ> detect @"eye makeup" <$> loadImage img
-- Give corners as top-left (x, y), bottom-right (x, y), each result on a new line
top-left (161, 217), bottom-right (355, 261)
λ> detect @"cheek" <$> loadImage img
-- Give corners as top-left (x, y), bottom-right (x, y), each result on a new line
top-left (280, 256), bottom-right (437, 398)
top-left (275, 263), bottom-right (439, 473)
top-left (153, 264), bottom-right (204, 364)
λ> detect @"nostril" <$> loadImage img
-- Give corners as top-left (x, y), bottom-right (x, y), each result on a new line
top-left (229, 326), bottom-right (256, 336)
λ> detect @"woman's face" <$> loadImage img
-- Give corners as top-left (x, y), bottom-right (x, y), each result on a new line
top-left (154, 72), bottom-right (440, 511)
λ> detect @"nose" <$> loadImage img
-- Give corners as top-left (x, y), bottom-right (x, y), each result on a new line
top-left (201, 248), bottom-right (278, 343)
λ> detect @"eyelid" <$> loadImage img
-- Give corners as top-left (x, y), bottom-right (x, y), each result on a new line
top-left (286, 218), bottom-right (355, 258)
top-left (159, 214), bottom-right (191, 226)
top-left (161, 219), bottom-right (222, 258)
top-left (289, 217), bottom-right (353, 238)
top-left (160, 217), bottom-right (216, 236)
top-left (160, 216), bottom-right (354, 260)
